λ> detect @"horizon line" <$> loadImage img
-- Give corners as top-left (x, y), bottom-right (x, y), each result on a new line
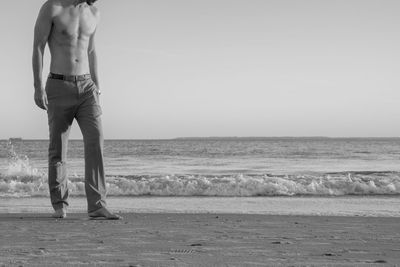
top-left (3, 136), bottom-right (400, 141)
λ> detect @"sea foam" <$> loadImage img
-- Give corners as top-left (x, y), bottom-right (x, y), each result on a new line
top-left (1, 171), bottom-right (400, 197)
top-left (1, 141), bottom-right (400, 197)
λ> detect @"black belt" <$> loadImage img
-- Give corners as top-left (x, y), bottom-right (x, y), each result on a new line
top-left (48, 73), bottom-right (91, 82)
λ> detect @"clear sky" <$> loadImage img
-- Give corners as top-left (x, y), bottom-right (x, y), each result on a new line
top-left (0, 0), bottom-right (399, 139)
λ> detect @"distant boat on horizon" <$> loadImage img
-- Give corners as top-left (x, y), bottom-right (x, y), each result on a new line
top-left (9, 137), bottom-right (23, 142)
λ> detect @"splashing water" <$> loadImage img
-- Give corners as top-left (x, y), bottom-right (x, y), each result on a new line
top-left (6, 141), bottom-right (41, 177)
top-left (0, 140), bottom-right (48, 197)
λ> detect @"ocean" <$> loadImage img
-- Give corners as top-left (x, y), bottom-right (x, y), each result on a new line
top-left (1, 138), bottom-right (400, 216)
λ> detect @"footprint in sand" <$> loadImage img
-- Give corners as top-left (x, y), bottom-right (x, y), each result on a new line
top-left (271, 241), bottom-right (293, 244)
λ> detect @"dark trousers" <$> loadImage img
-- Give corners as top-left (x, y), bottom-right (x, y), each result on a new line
top-left (45, 74), bottom-right (106, 212)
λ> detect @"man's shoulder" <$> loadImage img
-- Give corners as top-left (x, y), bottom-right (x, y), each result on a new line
top-left (89, 5), bottom-right (100, 18)
top-left (40, 0), bottom-right (62, 16)
top-left (41, 0), bottom-right (57, 9)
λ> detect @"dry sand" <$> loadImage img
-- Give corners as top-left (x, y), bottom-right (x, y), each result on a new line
top-left (0, 213), bottom-right (399, 266)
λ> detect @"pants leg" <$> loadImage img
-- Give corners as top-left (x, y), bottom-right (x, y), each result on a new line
top-left (76, 81), bottom-right (107, 212)
top-left (46, 79), bottom-right (75, 210)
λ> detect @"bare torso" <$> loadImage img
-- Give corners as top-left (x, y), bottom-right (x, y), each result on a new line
top-left (48, 1), bottom-right (99, 75)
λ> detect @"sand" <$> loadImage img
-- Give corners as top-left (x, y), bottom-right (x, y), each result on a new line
top-left (0, 213), bottom-right (399, 266)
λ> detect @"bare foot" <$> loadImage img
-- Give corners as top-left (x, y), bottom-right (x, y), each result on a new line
top-left (88, 207), bottom-right (122, 220)
top-left (52, 208), bottom-right (66, 219)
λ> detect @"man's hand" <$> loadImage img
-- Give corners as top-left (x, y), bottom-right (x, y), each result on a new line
top-left (34, 88), bottom-right (48, 110)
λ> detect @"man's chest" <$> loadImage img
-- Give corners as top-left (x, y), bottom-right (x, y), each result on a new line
top-left (53, 9), bottom-right (97, 37)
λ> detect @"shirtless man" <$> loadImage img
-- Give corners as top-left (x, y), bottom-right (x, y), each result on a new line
top-left (33, 0), bottom-right (121, 219)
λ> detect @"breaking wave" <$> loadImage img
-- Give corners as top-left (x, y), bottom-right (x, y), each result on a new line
top-left (105, 172), bottom-right (400, 196)
top-left (1, 171), bottom-right (400, 197)
top-left (1, 140), bottom-right (400, 197)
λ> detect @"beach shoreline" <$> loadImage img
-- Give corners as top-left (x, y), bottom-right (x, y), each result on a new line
top-left (0, 212), bottom-right (399, 266)
top-left (1, 196), bottom-right (400, 217)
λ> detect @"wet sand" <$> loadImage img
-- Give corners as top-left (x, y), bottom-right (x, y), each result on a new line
top-left (0, 213), bottom-right (399, 266)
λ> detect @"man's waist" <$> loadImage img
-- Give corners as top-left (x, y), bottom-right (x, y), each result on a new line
top-left (48, 72), bottom-right (91, 82)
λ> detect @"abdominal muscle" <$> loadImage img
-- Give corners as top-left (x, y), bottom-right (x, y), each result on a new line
top-left (48, 32), bottom-right (91, 76)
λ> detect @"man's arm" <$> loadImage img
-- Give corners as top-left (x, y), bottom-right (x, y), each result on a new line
top-left (32, 2), bottom-right (53, 110)
top-left (88, 30), bottom-right (100, 90)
